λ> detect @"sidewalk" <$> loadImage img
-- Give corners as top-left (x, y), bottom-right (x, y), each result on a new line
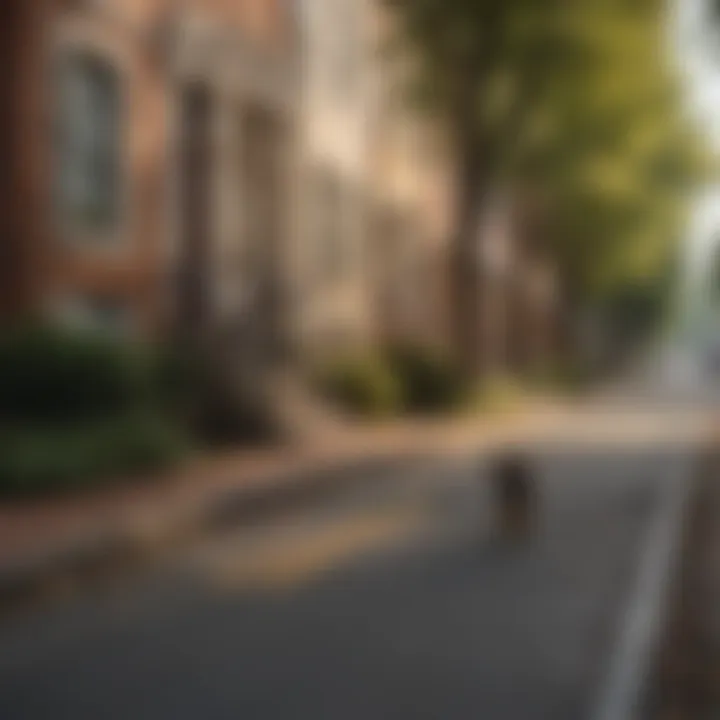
top-left (0, 400), bottom-right (711, 609)
top-left (647, 444), bottom-right (720, 717)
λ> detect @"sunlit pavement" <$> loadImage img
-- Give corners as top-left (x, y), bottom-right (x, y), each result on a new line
top-left (0, 417), bottom-right (704, 720)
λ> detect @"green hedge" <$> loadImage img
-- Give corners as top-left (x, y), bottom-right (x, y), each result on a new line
top-left (0, 326), bottom-right (158, 423)
top-left (0, 415), bottom-right (186, 497)
top-left (387, 344), bottom-right (467, 414)
top-left (317, 345), bottom-right (469, 418)
top-left (317, 353), bottom-right (402, 418)
top-left (0, 326), bottom-right (188, 497)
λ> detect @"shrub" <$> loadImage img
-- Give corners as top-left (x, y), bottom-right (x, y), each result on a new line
top-left (97, 413), bottom-right (187, 475)
top-left (0, 326), bottom-right (188, 496)
top-left (317, 353), bottom-right (401, 418)
top-left (151, 343), bottom-right (207, 418)
top-left (153, 344), bottom-right (278, 445)
top-left (0, 326), bottom-right (157, 423)
top-left (388, 344), bottom-right (467, 414)
top-left (469, 373), bottom-right (524, 413)
top-left (316, 346), bottom-right (470, 418)
top-left (0, 414), bottom-right (186, 497)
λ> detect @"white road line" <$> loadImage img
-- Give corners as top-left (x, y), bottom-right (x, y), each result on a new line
top-left (591, 453), bottom-right (694, 720)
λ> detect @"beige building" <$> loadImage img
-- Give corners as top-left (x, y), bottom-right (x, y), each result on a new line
top-left (367, 8), bottom-right (455, 351)
top-left (293, 0), bottom-right (374, 358)
top-left (2, 0), bottom-right (467, 376)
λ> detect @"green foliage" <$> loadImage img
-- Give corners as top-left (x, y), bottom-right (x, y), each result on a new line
top-left (0, 415), bottom-right (186, 497)
top-left (523, 360), bottom-right (594, 395)
top-left (151, 343), bottom-right (208, 419)
top-left (384, 0), bottom-right (713, 315)
top-left (318, 353), bottom-right (403, 418)
top-left (0, 326), bottom-right (157, 423)
top-left (318, 346), bottom-right (470, 417)
top-left (469, 373), bottom-right (525, 413)
top-left (387, 344), bottom-right (467, 413)
top-left (155, 343), bottom-right (277, 445)
top-left (0, 326), bottom-right (187, 496)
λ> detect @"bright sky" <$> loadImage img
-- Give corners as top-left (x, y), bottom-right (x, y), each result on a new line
top-left (675, 0), bottom-right (720, 250)
top-left (676, 0), bottom-right (720, 146)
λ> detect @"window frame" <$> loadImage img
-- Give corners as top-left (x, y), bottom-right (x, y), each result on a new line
top-left (51, 28), bottom-right (130, 250)
top-left (53, 293), bottom-right (133, 338)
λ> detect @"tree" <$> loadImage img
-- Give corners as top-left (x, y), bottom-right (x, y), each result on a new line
top-left (383, 0), bottom-right (711, 372)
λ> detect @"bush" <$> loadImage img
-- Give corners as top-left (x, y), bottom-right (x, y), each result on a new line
top-left (388, 344), bottom-right (467, 414)
top-left (0, 326), bottom-right (157, 423)
top-left (316, 345), bottom-right (470, 418)
top-left (317, 353), bottom-right (402, 418)
top-left (0, 415), bottom-right (186, 497)
top-left (0, 326), bottom-right (189, 496)
top-left (153, 344), bottom-right (278, 445)
top-left (151, 343), bottom-right (206, 418)
top-left (469, 373), bottom-right (524, 413)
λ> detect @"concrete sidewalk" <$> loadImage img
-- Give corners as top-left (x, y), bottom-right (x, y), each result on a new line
top-left (0, 401), bottom-right (711, 610)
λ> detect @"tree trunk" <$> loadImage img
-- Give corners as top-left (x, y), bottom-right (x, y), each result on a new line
top-left (449, 155), bottom-right (511, 378)
top-left (449, 153), bottom-right (486, 375)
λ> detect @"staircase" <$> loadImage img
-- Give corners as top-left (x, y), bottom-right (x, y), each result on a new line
top-left (262, 369), bottom-right (351, 446)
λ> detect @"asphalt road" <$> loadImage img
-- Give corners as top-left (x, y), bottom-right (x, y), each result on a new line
top-left (0, 445), bottom-right (695, 720)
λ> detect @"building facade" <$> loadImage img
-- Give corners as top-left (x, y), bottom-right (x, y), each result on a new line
top-left (367, 6), bottom-right (455, 351)
top-left (1, 0), bottom-right (298, 352)
top-left (292, 0), bottom-right (374, 359)
top-left (4, 0), bottom-right (505, 382)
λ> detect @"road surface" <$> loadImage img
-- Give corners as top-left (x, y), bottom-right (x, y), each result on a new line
top-left (0, 442), bottom-right (698, 720)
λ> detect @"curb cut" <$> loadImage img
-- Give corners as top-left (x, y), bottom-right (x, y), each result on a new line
top-left (590, 448), bottom-right (699, 720)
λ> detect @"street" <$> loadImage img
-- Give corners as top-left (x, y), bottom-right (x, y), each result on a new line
top-left (0, 0), bottom-right (715, 717)
top-left (0, 438), bottom-right (699, 720)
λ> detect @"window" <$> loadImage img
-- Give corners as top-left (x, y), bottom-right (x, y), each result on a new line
top-left (56, 52), bottom-right (121, 234)
top-left (56, 295), bottom-right (130, 336)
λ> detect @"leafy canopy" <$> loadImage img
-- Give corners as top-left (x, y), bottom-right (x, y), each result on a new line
top-left (384, 0), bottom-right (713, 305)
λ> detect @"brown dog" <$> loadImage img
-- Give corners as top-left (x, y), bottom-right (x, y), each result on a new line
top-left (491, 452), bottom-right (536, 540)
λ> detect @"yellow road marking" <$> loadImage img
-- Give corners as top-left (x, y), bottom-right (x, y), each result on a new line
top-left (203, 506), bottom-right (427, 593)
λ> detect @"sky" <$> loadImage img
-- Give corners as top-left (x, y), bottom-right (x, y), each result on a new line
top-left (676, 0), bottom-right (720, 147)
top-left (674, 0), bottom-right (720, 253)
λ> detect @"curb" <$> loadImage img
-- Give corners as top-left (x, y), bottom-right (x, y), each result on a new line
top-left (0, 450), bottom-right (434, 612)
top-left (590, 447), bottom-right (700, 720)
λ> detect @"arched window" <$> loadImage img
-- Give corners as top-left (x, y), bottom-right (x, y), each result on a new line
top-left (55, 52), bottom-right (121, 235)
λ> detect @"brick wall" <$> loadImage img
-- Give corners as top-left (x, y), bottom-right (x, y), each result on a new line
top-left (0, 1), bottom-right (52, 322)
top-left (1, 0), bottom-right (295, 336)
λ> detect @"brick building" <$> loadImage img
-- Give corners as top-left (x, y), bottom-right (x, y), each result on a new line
top-left (1, 0), bottom-right (298, 348)
top-left (1, 0), bottom-right (558, 390)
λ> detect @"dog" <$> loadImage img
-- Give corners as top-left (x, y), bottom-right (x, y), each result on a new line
top-left (491, 452), bottom-right (536, 540)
